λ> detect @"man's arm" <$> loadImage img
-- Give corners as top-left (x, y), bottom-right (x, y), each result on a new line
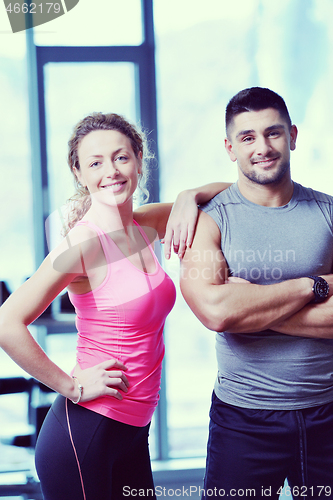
top-left (271, 290), bottom-right (333, 338)
top-left (180, 211), bottom-right (315, 333)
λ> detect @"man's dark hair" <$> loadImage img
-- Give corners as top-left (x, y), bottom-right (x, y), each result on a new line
top-left (225, 87), bottom-right (292, 136)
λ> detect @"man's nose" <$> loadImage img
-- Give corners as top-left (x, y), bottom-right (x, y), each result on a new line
top-left (255, 136), bottom-right (272, 156)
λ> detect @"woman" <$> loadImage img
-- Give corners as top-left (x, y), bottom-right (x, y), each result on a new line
top-left (0, 113), bottom-right (228, 499)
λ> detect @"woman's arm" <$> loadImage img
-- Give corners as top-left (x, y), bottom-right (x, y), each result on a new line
top-left (184, 182), bottom-right (232, 205)
top-left (0, 227), bottom-right (129, 402)
top-left (134, 182), bottom-right (232, 259)
top-left (163, 182), bottom-right (232, 259)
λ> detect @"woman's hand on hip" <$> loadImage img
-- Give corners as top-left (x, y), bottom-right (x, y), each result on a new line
top-left (72, 359), bottom-right (129, 402)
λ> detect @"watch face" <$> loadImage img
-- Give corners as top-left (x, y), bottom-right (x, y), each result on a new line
top-left (314, 279), bottom-right (329, 299)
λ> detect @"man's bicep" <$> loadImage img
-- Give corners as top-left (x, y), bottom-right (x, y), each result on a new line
top-left (180, 212), bottom-right (228, 319)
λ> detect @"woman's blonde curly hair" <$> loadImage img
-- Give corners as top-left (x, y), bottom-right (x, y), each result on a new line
top-left (64, 112), bottom-right (152, 235)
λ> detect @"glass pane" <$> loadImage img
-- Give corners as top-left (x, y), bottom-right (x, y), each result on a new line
top-left (0, 34), bottom-right (34, 459)
top-left (163, 270), bottom-right (217, 458)
top-left (34, 0), bottom-right (143, 47)
top-left (154, 0), bottom-right (333, 459)
top-left (0, 36), bottom-right (34, 291)
top-left (44, 62), bottom-right (137, 248)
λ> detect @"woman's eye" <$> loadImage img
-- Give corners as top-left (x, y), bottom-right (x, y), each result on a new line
top-left (115, 155), bottom-right (128, 162)
top-left (90, 161), bottom-right (101, 168)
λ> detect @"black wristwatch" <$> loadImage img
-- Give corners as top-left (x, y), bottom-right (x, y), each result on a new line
top-left (307, 276), bottom-right (329, 303)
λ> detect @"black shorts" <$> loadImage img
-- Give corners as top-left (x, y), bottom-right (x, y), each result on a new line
top-left (202, 391), bottom-right (333, 499)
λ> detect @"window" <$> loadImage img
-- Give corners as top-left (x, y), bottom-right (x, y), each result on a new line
top-left (153, 0), bottom-right (333, 459)
top-left (0, 35), bottom-right (33, 291)
top-left (2, 0), bottom-right (333, 475)
top-left (44, 62), bottom-right (137, 247)
top-left (34, 0), bottom-right (143, 47)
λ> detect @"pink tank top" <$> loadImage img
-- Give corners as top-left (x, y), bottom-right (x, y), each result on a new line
top-left (68, 220), bottom-right (176, 427)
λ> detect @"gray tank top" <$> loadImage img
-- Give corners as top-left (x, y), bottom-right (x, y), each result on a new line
top-left (201, 182), bottom-right (333, 409)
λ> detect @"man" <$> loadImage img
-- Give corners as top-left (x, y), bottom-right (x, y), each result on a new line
top-left (180, 87), bottom-right (333, 499)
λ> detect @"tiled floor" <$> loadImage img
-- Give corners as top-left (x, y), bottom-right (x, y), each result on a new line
top-left (0, 443), bottom-right (42, 499)
top-left (0, 443), bottom-right (292, 499)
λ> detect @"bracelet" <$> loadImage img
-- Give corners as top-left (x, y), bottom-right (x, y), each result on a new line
top-left (71, 376), bottom-right (83, 404)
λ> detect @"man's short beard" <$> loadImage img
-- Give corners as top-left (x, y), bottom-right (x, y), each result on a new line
top-left (241, 160), bottom-right (290, 186)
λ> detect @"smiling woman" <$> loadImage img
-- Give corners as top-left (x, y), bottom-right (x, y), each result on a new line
top-left (0, 107), bottom-right (229, 498)
top-left (0, 111), bottom-right (177, 499)
top-left (64, 113), bottom-right (150, 235)
top-left (75, 130), bottom-right (142, 208)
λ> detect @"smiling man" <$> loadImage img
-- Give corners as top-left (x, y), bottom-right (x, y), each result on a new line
top-left (180, 88), bottom-right (333, 499)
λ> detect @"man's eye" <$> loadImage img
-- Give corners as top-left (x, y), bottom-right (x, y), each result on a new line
top-left (243, 136), bottom-right (254, 142)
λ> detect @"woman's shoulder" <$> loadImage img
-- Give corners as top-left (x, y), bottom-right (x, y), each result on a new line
top-left (50, 222), bottom-right (104, 275)
top-left (67, 220), bottom-right (102, 244)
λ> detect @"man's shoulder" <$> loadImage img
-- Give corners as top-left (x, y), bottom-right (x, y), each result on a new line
top-left (295, 182), bottom-right (333, 205)
top-left (200, 182), bottom-right (238, 214)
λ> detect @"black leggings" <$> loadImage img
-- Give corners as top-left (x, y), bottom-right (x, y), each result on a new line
top-left (35, 395), bottom-right (155, 500)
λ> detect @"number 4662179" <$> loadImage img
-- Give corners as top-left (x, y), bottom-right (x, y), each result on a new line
top-left (6, 3), bottom-right (61, 14)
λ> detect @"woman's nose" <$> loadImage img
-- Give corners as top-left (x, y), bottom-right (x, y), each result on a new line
top-left (105, 161), bottom-right (119, 177)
